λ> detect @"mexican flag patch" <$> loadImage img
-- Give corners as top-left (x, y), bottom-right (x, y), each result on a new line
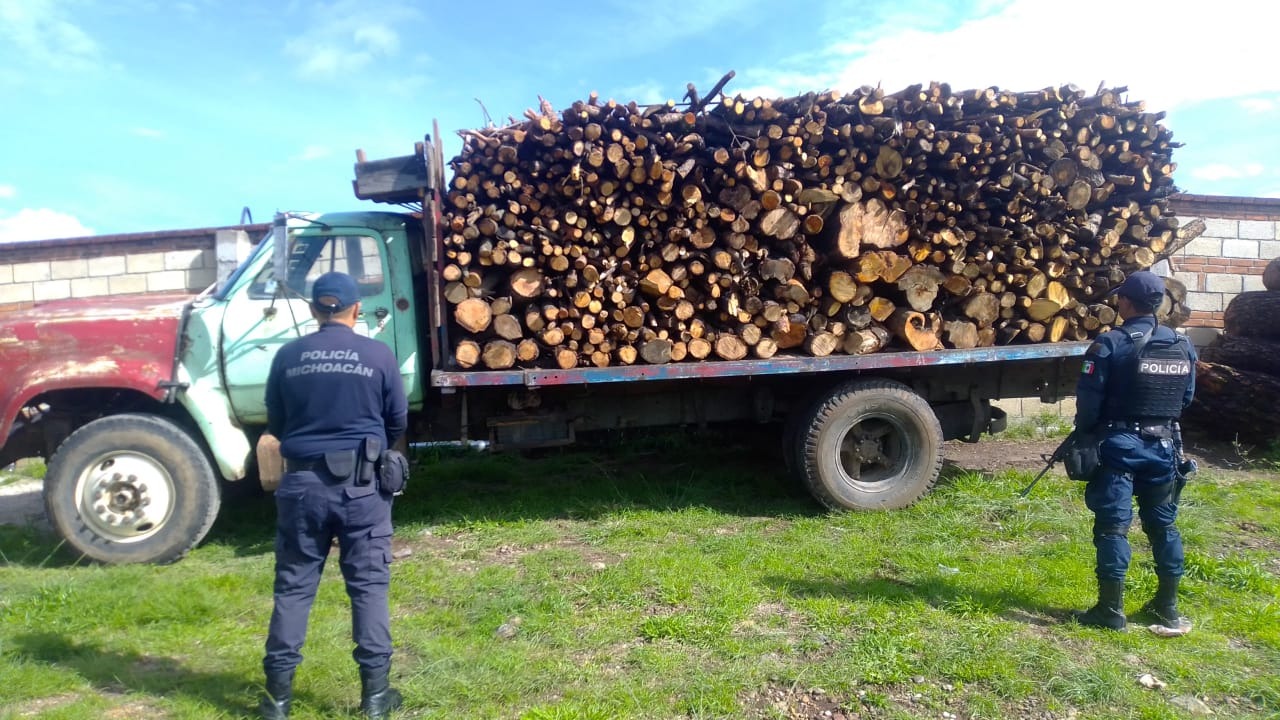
top-left (1081, 360), bottom-right (1096, 375)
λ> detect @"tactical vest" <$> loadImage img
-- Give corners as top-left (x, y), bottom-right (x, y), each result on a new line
top-left (1105, 323), bottom-right (1193, 421)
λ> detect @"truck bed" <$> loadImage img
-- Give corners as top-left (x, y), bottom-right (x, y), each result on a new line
top-left (432, 341), bottom-right (1090, 388)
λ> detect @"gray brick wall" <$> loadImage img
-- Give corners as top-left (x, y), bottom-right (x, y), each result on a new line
top-left (0, 249), bottom-right (216, 306)
top-left (0, 224), bottom-right (266, 310)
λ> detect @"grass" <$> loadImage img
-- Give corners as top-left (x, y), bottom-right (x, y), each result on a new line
top-left (997, 411), bottom-right (1074, 441)
top-left (1, 459), bottom-right (45, 488)
top-left (1, 428), bottom-right (1278, 719)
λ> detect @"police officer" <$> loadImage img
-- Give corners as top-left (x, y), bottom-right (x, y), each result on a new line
top-left (260, 271), bottom-right (408, 718)
top-left (1072, 270), bottom-right (1196, 632)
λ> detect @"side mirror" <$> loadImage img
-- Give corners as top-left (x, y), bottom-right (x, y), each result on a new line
top-left (272, 212), bottom-right (289, 293)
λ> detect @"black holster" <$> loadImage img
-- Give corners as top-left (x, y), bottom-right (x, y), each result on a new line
top-left (378, 449), bottom-right (410, 496)
top-left (358, 437), bottom-right (382, 486)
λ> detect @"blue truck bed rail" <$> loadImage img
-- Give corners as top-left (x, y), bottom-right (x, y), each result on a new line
top-left (432, 341), bottom-right (1091, 388)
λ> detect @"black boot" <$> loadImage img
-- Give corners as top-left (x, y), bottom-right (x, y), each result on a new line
top-left (259, 669), bottom-right (294, 719)
top-left (360, 666), bottom-right (403, 719)
top-left (1074, 579), bottom-right (1127, 630)
top-left (1142, 575), bottom-right (1191, 631)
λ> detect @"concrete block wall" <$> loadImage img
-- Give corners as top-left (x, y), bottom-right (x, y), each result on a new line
top-left (1173, 220), bottom-right (1277, 327)
top-left (0, 224), bottom-right (267, 311)
top-left (1170, 196), bottom-right (1280, 330)
top-left (2, 249), bottom-right (216, 306)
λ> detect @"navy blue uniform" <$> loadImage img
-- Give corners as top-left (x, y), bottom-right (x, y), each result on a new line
top-left (1074, 315), bottom-right (1197, 582)
top-left (263, 322), bottom-right (408, 677)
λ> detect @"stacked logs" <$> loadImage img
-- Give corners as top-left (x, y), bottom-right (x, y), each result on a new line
top-left (440, 74), bottom-right (1192, 370)
top-left (1184, 259), bottom-right (1280, 445)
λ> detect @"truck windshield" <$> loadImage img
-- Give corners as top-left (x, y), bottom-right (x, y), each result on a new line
top-left (246, 233), bottom-right (385, 301)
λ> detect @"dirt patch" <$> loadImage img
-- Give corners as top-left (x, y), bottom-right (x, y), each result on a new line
top-left (741, 679), bottom-right (1085, 720)
top-left (11, 693), bottom-right (81, 717)
top-left (391, 527), bottom-right (621, 572)
top-left (945, 438), bottom-right (1060, 473)
top-left (103, 699), bottom-right (167, 719)
top-left (740, 683), bottom-right (857, 719)
top-left (944, 432), bottom-right (1263, 475)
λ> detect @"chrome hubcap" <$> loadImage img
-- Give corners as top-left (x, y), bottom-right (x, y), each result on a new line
top-left (75, 454), bottom-right (175, 543)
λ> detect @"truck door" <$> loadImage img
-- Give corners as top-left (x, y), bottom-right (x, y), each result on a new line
top-left (220, 230), bottom-right (397, 424)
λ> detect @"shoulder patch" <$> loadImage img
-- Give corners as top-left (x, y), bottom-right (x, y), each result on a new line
top-left (1081, 359), bottom-right (1096, 375)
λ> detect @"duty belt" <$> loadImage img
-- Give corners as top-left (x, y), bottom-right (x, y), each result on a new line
top-left (1105, 420), bottom-right (1174, 439)
top-left (1105, 419), bottom-right (1174, 431)
top-left (283, 457), bottom-right (326, 473)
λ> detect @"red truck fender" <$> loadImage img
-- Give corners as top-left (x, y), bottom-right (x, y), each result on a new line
top-left (0, 293), bottom-right (191, 447)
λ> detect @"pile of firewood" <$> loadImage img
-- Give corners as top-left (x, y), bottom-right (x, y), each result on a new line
top-left (439, 73), bottom-right (1200, 370)
top-left (1184, 258), bottom-right (1280, 445)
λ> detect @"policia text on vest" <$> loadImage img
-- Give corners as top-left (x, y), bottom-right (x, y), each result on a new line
top-left (284, 349), bottom-right (377, 379)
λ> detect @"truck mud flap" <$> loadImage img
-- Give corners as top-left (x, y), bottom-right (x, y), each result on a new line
top-left (932, 400), bottom-right (1005, 442)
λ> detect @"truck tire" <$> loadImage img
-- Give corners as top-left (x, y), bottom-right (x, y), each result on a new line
top-left (781, 387), bottom-right (824, 480)
top-left (44, 413), bottom-right (221, 564)
top-left (797, 379), bottom-right (943, 510)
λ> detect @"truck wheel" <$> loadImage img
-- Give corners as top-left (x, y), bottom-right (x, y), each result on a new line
top-left (781, 388), bottom-right (823, 480)
top-left (781, 410), bottom-right (803, 479)
top-left (798, 379), bottom-right (943, 510)
top-left (44, 413), bottom-right (221, 564)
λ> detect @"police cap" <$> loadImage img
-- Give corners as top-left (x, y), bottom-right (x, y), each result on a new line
top-left (312, 271), bottom-right (360, 313)
top-left (1110, 270), bottom-right (1165, 309)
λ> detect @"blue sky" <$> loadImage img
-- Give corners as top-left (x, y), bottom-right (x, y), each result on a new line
top-left (1, 0), bottom-right (1275, 241)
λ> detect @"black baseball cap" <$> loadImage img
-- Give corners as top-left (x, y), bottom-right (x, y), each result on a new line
top-left (311, 271), bottom-right (360, 313)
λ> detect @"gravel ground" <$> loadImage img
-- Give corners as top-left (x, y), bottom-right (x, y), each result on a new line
top-left (0, 477), bottom-right (46, 529)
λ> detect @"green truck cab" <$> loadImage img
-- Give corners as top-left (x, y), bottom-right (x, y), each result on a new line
top-left (184, 212), bottom-right (427, 481)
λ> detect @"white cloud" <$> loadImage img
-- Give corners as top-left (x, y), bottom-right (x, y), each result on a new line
top-left (0, 209), bottom-right (94, 242)
top-left (0, 184), bottom-right (15, 199)
top-left (283, 0), bottom-right (418, 79)
top-left (1190, 163), bottom-right (1265, 182)
top-left (0, 0), bottom-right (101, 77)
top-left (297, 145), bottom-right (332, 161)
top-left (739, 0), bottom-right (1276, 112)
top-left (1240, 97), bottom-right (1279, 114)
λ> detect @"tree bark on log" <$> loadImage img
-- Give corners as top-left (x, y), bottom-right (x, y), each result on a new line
top-left (1264, 258), bottom-right (1280, 292)
top-left (1223, 291), bottom-right (1280, 341)
top-left (1201, 335), bottom-right (1280, 378)
top-left (1183, 361), bottom-right (1280, 445)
